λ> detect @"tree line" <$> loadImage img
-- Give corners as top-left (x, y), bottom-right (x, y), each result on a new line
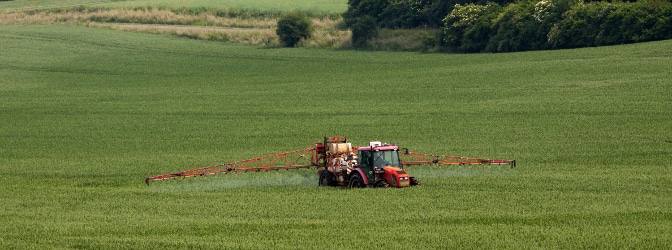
top-left (343, 0), bottom-right (672, 52)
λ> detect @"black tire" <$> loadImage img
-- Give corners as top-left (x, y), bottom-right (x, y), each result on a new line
top-left (375, 179), bottom-right (390, 188)
top-left (410, 176), bottom-right (420, 186)
top-left (348, 174), bottom-right (365, 188)
top-left (318, 171), bottom-right (333, 187)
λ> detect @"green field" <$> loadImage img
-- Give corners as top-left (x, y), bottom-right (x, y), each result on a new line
top-left (0, 0), bottom-right (348, 13)
top-left (1, 23), bottom-right (671, 248)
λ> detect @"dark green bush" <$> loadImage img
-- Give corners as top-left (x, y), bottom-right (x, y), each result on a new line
top-left (343, 0), bottom-right (387, 27)
top-left (350, 16), bottom-right (379, 49)
top-left (442, 3), bottom-right (502, 52)
top-left (487, 1), bottom-right (546, 52)
top-left (344, 0), bottom-right (516, 29)
top-left (276, 11), bottom-right (313, 47)
top-left (548, 0), bottom-right (672, 49)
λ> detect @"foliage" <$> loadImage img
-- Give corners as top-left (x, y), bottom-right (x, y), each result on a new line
top-left (549, 0), bottom-right (672, 49)
top-left (443, 0), bottom-right (672, 52)
top-left (343, 0), bottom-right (516, 29)
top-left (486, 1), bottom-right (549, 52)
top-left (546, 1), bottom-right (611, 49)
top-left (341, 0), bottom-right (672, 52)
top-left (350, 15), bottom-right (379, 48)
top-left (443, 2), bottom-right (501, 52)
top-left (276, 11), bottom-right (313, 47)
top-left (342, 0), bottom-right (387, 27)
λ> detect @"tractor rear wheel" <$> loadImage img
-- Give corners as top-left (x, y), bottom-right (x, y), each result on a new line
top-left (348, 174), bottom-right (365, 188)
top-left (319, 171), bottom-right (333, 187)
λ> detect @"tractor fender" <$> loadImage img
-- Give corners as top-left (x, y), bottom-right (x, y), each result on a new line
top-left (351, 168), bottom-right (369, 185)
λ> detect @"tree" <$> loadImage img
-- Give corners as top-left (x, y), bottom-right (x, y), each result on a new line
top-left (350, 16), bottom-right (379, 48)
top-left (487, 1), bottom-right (545, 52)
top-left (343, 0), bottom-right (388, 27)
top-left (276, 11), bottom-right (313, 47)
top-left (442, 3), bottom-right (502, 52)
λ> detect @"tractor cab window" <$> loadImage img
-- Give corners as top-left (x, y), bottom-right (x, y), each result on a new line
top-left (373, 150), bottom-right (400, 169)
top-left (358, 150), bottom-right (371, 170)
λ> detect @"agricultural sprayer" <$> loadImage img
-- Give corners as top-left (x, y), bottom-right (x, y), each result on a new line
top-left (145, 136), bottom-right (516, 187)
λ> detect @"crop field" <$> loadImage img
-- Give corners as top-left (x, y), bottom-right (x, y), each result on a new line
top-left (1, 22), bottom-right (671, 249)
top-left (0, 0), bottom-right (347, 13)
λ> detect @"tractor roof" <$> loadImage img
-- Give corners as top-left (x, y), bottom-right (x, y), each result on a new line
top-left (358, 145), bottom-right (398, 151)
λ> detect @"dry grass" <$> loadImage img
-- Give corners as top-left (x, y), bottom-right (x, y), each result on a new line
top-left (0, 8), bottom-right (351, 48)
top-left (368, 29), bottom-right (438, 51)
top-left (0, 8), bottom-right (276, 28)
top-left (300, 29), bottom-right (351, 48)
top-left (93, 23), bottom-right (281, 46)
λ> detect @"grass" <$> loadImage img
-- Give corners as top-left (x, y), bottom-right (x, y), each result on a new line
top-left (1, 0), bottom-right (433, 51)
top-left (1, 24), bottom-right (671, 248)
top-left (0, 0), bottom-right (348, 14)
top-left (1, 1), bottom-right (350, 48)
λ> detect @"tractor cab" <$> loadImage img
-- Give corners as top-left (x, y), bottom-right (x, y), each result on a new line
top-left (356, 142), bottom-right (417, 187)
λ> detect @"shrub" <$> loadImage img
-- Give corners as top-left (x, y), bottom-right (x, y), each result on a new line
top-left (487, 1), bottom-right (546, 52)
top-left (442, 3), bottom-right (502, 52)
top-left (350, 15), bottom-right (378, 49)
top-left (548, 0), bottom-right (672, 49)
top-left (276, 11), bottom-right (313, 47)
top-left (343, 0), bottom-right (387, 27)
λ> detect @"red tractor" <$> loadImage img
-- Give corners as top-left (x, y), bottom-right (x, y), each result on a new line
top-left (315, 136), bottom-right (419, 188)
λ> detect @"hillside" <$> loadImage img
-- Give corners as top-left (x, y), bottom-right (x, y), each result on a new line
top-left (1, 24), bottom-right (671, 249)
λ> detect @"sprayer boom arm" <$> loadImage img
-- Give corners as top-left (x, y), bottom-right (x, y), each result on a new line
top-left (400, 151), bottom-right (516, 167)
top-left (145, 147), bottom-right (318, 184)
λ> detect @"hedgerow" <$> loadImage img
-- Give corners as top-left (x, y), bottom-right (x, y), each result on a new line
top-left (344, 0), bottom-right (672, 52)
top-left (442, 0), bottom-right (672, 52)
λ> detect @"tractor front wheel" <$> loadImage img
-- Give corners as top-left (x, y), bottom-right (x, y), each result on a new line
top-left (348, 174), bottom-right (365, 188)
top-left (375, 179), bottom-right (390, 188)
top-left (319, 171), bottom-right (333, 187)
top-left (410, 176), bottom-right (420, 186)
